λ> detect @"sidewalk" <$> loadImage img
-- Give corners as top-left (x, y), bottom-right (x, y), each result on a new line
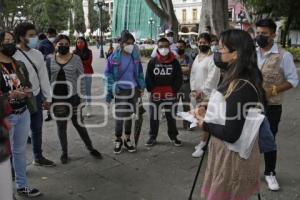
top-left (16, 48), bottom-right (300, 200)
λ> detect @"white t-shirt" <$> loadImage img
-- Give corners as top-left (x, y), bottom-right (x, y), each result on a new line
top-left (190, 54), bottom-right (220, 98)
top-left (13, 48), bottom-right (51, 102)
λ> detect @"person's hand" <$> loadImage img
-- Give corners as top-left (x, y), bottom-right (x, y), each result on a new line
top-left (138, 89), bottom-right (144, 97)
top-left (43, 101), bottom-right (51, 110)
top-left (265, 87), bottom-right (273, 97)
top-left (9, 90), bottom-right (26, 100)
top-left (197, 118), bottom-right (204, 128)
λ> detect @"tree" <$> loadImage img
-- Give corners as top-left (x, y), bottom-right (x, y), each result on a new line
top-left (28, 0), bottom-right (71, 32)
top-left (0, 0), bottom-right (31, 31)
top-left (198, 0), bottom-right (229, 36)
top-left (242, 0), bottom-right (300, 47)
top-left (88, 0), bottom-right (99, 33)
top-left (73, 0), bottom-right (86, 34)
top-left (144, 0), bottom-right (179, 39)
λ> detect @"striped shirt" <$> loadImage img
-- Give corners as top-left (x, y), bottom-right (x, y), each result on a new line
top-left (50, 54), bottom-right (85, 97)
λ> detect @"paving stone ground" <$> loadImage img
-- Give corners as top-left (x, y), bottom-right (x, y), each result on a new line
top-left (15, 46), bottom-right (300, 200)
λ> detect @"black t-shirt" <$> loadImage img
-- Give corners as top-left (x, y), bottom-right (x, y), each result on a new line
top-left (0, 62), bottom-right (27, 110)
top-left (53, 62), bottom-right (68, 97)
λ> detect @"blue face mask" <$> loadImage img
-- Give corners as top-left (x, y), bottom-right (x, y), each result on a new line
top-left (27, 37), bottom-right (39, 49)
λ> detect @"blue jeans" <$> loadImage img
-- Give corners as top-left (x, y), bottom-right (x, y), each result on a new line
top-left (30, 93), bottom-right (44, 160)
top-left (8, 109), bottom-right (31, 189)
top-left (85, 76), bottom-right (92, 104)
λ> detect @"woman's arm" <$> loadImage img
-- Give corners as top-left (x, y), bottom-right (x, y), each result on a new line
top-left (203, 82), bottom-right (258, 143)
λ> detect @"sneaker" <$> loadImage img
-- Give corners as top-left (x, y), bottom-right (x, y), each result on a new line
top-left (90, 149), bottom-right (103, 159)
top-left (33, 156), bottom-right (56, 167)
top-left (124, 139), bottom-right (137, 153)
top-left (114, 139), bottom-right (123, 154)
top-left (60, 154), bottom-right (68, 164)
top-left (17, 187), bottom-right (41, 198)
top-left (192, 148), bottom-right (204, 158)
top-left (195, 141), bottom-right (206, 150)
top-left (145, 138), bottom-right (157, 147)
top-left (265, 173), bottom-right (280, 191)
top-left (171, 138), bottom-right (182, 147)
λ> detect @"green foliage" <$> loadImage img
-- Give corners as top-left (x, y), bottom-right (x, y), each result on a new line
top-left (286, 47), bottom-right (300, 61)
top-left (73, 0), bottom-right (86, 34)
top-left (0, 0), bottom-right (31, 31)
top-left (88, 0), bottom-right (98, 33)
top-left (140, 48), bottom-right (154, 58)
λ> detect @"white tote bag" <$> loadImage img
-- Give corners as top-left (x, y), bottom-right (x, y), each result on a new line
top-left (225, 108), bottom-right (265, 159)
top-left (204, 89), bottom-right (265, 160)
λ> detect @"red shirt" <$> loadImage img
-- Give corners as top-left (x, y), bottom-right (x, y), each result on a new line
top-left (82, 50), bottom-right (94, 74)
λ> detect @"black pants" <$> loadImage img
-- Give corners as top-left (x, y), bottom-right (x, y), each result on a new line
top-left (114, 89), bottom-right (138, 138)
top-left (149, 98), bottom-right (179, 140)
top-left (54, 95), bottom-right (93, 155)
top-left (264, 105), bottom-right (282, 175)
top-left (177, 81), bottom-right (191, 128)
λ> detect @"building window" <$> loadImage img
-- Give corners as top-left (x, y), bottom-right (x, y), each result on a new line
top-left (182, 9), bottom-right (186, 23)
top-left (193, 9), bottom-right (197, 22)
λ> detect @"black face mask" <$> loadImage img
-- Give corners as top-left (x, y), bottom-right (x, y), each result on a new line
top-left (213, 52), bottom-right (229, 70)
top-left (1, 43), bottom-right (17, 57)
top-left (177, 48), bottom-right (185, 55)
top-left (256, 35), bottom-right (270, 48)
top-left (199, 45), bottom-right (210, 53)
top-left (58, 46), bottom-right (70, 55)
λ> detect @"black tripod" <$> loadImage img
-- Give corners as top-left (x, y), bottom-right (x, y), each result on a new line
top-left (188, 134), bottom-right (262, 200)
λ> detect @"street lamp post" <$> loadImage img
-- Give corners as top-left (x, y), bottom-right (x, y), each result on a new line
top-left (95, 0), bottom-right (105, 58)
top-left (148, 17), bottom-right (154, 40)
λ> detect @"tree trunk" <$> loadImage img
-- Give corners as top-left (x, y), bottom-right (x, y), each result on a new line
top-left (145, 0), bottom-right (179, 40)
top-left (199, 0), bottom-right (229, 36)
top-left (282, 14), bottom-right (294, 48)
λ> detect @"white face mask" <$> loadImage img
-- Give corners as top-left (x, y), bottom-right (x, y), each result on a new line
top-left (158, 48), bottom-right (170, 56)
top-left (210, 45), bottom-right (218, 53)
top-left (166, 37), bottom-right (174, 44)
top-left (124, 44), bottom-right (134, 54)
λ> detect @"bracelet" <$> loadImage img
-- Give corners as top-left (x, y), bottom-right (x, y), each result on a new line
top-left (271, 85), bottom-right (278, 96)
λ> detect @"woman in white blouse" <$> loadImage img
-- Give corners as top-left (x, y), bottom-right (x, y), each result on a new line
top-left (190, 33), bottom-right (220, 158)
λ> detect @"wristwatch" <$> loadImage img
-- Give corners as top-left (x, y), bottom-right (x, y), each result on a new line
top-left (271, 85), bottom-right (278, 96)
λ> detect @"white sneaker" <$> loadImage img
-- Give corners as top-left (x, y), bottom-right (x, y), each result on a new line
top-left (265, 173), bottom-right (280, 191)
top-left (192, 148), bottom-right (204, 158)
top-left (195, 141), bottom-right (206, 150)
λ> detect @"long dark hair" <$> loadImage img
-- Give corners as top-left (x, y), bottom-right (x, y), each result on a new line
top-left (0, 31), bottom-right (15, 46)
top-left (73, 37), bottom-right (90, 60)
top-left (219, 29), bottom-right (266, 104)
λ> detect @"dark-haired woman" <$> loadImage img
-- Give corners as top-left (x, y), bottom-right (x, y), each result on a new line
top-left (50, 35), bottom-right (102, 164)
top-left (199, 29), bottom-right (265, 200)
top-left (73, 37), bottom-right (94, 117)
top-left (190, 33), bottom-right (220, 158)
top-left (0, 31), bottom-right (41, 198)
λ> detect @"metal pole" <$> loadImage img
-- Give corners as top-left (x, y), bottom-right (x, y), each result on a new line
top-left (99, 2), bottom-right (104, 58)
top-left (150, 22), bottom-right (153, 40)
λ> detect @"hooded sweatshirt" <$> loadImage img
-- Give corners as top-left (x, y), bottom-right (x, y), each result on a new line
top-left (145, 51), bottom-right (183, 100)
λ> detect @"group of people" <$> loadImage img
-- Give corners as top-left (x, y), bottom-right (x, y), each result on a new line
top-left (0, 22), bottom-right (102, 199)
top-left (0, 18), bottom-right (299, 200)
top-left (104, 18), bottom-right (298, 200)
